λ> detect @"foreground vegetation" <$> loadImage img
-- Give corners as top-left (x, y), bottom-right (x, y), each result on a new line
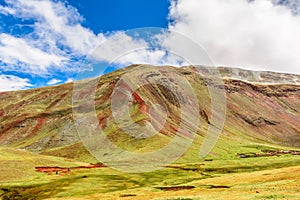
top-left (1, 137), bottom-right (300, 200)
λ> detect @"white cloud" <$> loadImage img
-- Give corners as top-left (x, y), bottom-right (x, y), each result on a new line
top-left (90, 32), bottom-right (187, 67)
top-left (0, 5), bottom-right (14, 15)
top-left (0, 33), bottom-right (66, 73)
top-left (0, 0), bottom-right (105, 75)
top-left (65, 78), bottom-right (73, 83)
top-left (8, 0), bottom-right (105, 55)
top-left (168, 0), bottom-right (300, 74)
top-left (47, 78), bottom-right (61, 85)
top-left (91, 32), bottom-right (148, 63)
top-left (0, 74), bottom-right (32, 91)
top-left (116, 49), bottom-right (167, 65)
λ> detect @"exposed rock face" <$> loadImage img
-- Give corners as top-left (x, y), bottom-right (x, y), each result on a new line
top-left (0, 65), bottom-right (299, 158)
top-left (185, 65), bottom-right (300, 85)
top-left (235, 114), bottom-right (279, 127)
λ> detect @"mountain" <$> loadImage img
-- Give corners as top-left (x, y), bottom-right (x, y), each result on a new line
top-left (0, 65), bottom-right (300, 199)
top-left (1, 65), bottom-right (299, 154)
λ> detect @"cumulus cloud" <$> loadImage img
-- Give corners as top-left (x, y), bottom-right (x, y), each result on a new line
top-left (91, 32), bottom-right (148, 63)
top-left (4, 0), bottom-right (104, 54)
top-left (0, 74), bottom-right (32, 91)
top-left (8, 0), bottom-right (105, 55)
top-left (65, 78), bottom-right (74, 83)
top-left (89, 31), bottom-right (187, 67)
top-left (47, 78), bottom-right (61, 85)
top-left (168, 0), bottom-right (300, 74)
top-left (0, 4), bottom-right (14, 15)
top-left (0, 0), bottom-right (105, 75)
top-left (0, 33), bottom-right (66, 73)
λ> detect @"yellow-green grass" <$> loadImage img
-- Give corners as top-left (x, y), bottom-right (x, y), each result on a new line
top-left (1, 136), bottom-right (300, 200)
top-left (40, 142), bottom-right (98, 164)
top-left (0, 147), bottom-right (81, 184)
top-left (1, 125), bottom-right (300, 199)
top-left (43, 165), bottom-right (300, 200)
top-left (2, 160), bottom-right (299, 199)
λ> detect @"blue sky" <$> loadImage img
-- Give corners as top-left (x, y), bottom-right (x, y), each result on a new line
top-left (0, 0), bottom-right (300, 91)
top-left (67, 0), bottom-right (170, 32)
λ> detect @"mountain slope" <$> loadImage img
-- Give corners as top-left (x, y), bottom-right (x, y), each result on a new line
top-left (0, 65), bottom-right (299, 162)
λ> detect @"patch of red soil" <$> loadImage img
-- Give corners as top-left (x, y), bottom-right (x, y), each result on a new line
top-left (120, 80), bottom-right (149, 114)
top-left (35, 163), bottom-right (105, 173)
top-left (98, 116), bottom-right (107, 129)
top-left (31, 117), bottom-right (46, 134)
top-left (0, 117), bottom-right (26, 134)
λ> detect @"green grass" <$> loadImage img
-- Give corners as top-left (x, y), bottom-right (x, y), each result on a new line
top-left (0, 147), bottom-right (80, 184)
top-left (1, 136), bottom-right (300, 199)
top-left (1, 121), bottom-right (300, 199)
